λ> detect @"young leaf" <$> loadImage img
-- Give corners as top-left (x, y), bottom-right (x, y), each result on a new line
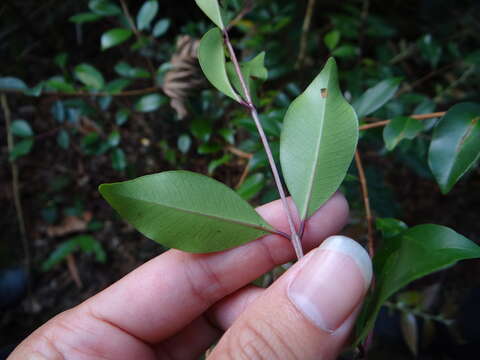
top-left (137, 0), bottom-right (159, 31)
top-left (11, 120), bottom-right (33, 137)
top-left (383, 116), bottom-right (423, 151)
top-left (226, 52), bottom-right (268, 101)
top-left (353, 78), bottom-right (402, 118)
top-left (74, 63), bottom-right (105, 90)
top-left (280, 58), bottom-right (358, 220)
top-left (198, 28), bottom-right (240, 102)
top-left (99, 171), bottom-right (274, 253)
top-left (101, 28), bottom-right (133, 50)
top-left (195, 0), bottom-right (225, 29)
top-left (428, 103), bottom-right (480, 194)
top-left (355, 224), bottom-right (480, 344)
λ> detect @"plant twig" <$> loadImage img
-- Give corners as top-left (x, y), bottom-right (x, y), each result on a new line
top-left (295, 0), bottom-right (317, 69)
top-left (226, 0), bottom-right (254, 31)
top-left (1, 94), bottom-right (31, 273)
top-left (0, 86), bottom-right (161, 97)
top-left (66, 254), bottom-right (83, 289)
top-left (359, 111), bottom-right (446, 131)
top-left (223, 31), bottom-right (304, 259)
top-left (354, 150), bottom-right (374, 258)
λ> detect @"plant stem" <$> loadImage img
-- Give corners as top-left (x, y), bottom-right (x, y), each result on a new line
top-left (295, 0), bottom-right (317, 69)
top-left (359, 111), bottom-right (446, 131)
top-left (223, 31), bottom-right (304, 259)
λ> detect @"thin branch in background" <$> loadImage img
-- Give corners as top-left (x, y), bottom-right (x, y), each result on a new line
top-left (295, 0), bottom-right (317, 69)
top-left (354, 150), bottom-right (374, 258)
top-left (359, 111), bottom-right (446, 131)
top-left (66, 254), bottom-right (83, 289)
top-left (227, 146), bottom-right (253, 188)
top-left (226, 0), bottom-right (254, 31)
top-left (396, 63), bottom-right (456, 96)
top-left (0, 86), bottom-right (161, 98)
top-left (1, 94), bottom-right (31, 275)
top-left (119, 0), bottom-right (156, 80)
top-left (223, 30), bottom-right (304, 259)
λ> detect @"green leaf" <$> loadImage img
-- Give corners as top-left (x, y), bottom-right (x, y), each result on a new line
top-left (57, 129), bottom-right (70, 150)
top-left (24, 82), bottom-right (44, 97)
top-left (99, 171), bottom-right (274, 253)
top-left (177, 134), bottom-right (192, 154)
top-left (45, 76), bottom-right (76, 93)
top-left (355, 224), bottom-right (480, 344)
top-left (11, 119), bottom-right (33, 137)
top-left (376, 217), bottom-right (408, 239)
top-left (137, 0), bottom-right (159, 31)
top-left (101, 28), bottom-right (133, 50)
top-left (428, 103), bottom-right (480, 194)
top-left (9, 138), bottom-right (34, 161)
top-left (69, 12), bottom-right (103, 23)
top-left (331, 44), bottom-right (358, 59)
top-left (134, 93), bottom-right (167, 112)
top-left (115, 108), bottom-right (130, 126)
top-left (41, 235), bottom-right (106, 271)
top-left (152, 18), bottom-right (170, 37)
top-left (111, 148), bottom-right (127, 171)
top-left (383, 116), bottom-right (423, 151)
top-left (114, 62), bottom-right (150, 78)
top-left (51, 101), bottom-right (65, 123)
top-left (280, 58), bottom-right (358, 220)
top-left (418, 34), bottom-right (442, 68)
top-left (195, 0), bottom-right (225, 29)
top-left (236, 173), bottom-right (265, 200)
top-left (107, 131), bottom-right (121, 147)
top-left (226, 52), bottom-right (268, 102)
top-left (74, 63), bottom-right (105, 90)
top-left (208, 154), bottom-right (232, 175)
top-left (0, 77), bottom-right (27, 90)
top-left (353, 78), bottom-right (402, 118)
top-left (89, 0), bottom-right (121, 16)
top-left (324, 29), bottom-right (341, 51)
top-left (104, 78), bottom-right (132, 94)
top-left (198, 28), bottom-right (240, 102)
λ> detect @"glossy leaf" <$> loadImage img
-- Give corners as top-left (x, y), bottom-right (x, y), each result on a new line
top-left (353, 78), bottom-right (402, 118)
top-left (88, 0), bottom-right (121, 16)
top-left (355, 224), bottom-right (480, 344)
top-left (383, 116), bottom-right (423, 151)
top-left (134, 94), bottom-right (167, 112)
top-left (45, 76), bottom-right (76, 93)
top-left (74, 63), bottom-right (105, 90)
top-left (99, 171), bottom-right (274, 252)
top-left (101, 28), bottom-right (133, 50)
top-left (428, 103), bottom-right (480, 194)
top-left (195, 0), bottom-right (225, 29)
top-left (137, 0), bottom-right (159, 31)
top-left (104, 78), bottom-right (132, 94)
top-left (114, 62), bottom-right (150, 79)
top-left (153, 18), bottom-right (170, 37)
top-left (69, 12), bottom-right (102, 23)
top-left (0, 77), bottom-right (27, 90)
top-left (11, 120), bottom-right (33, 137)
top-left (280, 58), bottom-right (358, 220)
top-left (198, 28), bottom-right (240, 102)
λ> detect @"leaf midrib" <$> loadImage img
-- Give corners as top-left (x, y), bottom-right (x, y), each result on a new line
top-left (301, 74), bottom-right (331, 219)
top-left (114, 192), bottom-right (274, 234)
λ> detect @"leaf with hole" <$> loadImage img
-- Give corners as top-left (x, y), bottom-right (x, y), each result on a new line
top-left (353, 78), bottom-right (402, 118)
top-left (355, 224), bottom-right (480, 344)
top-left (137, 0), bottom-right (159, 31)
top-left (383, 116), bottom-right (423, 151)
top-left (280, 57), bottom-right (358, 220)
top-left (101, 28), bottom-right (133, 50)
top-left (198, 28), bottom-right (240, 102)
top-left (195, 0), bottom-right (225, 29)
top-left (99, 171), bottom-right (274, 252)
top-left (428, 102), bottom-right (480, 194)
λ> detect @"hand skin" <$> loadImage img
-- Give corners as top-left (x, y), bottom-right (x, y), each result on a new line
top-left (8, 193), bottom-right (372, 360)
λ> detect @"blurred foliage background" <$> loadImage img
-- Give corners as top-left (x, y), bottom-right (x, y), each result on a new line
top-left (1, 0), bottom-right (480, 358)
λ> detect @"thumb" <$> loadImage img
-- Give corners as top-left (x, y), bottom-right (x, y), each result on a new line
top-left (209, 236), bottom-right (372, 360)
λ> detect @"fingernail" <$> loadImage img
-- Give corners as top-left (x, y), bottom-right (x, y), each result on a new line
top-left (288, 235), bottom-right (372, 332)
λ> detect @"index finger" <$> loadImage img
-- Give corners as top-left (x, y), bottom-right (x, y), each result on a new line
top-left (80, 193), bottom-right (349, 343)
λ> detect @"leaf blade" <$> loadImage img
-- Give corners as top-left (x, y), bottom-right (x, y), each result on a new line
top-left (136, 0), bottom-right (159, 31)
top-left (353, 78), bottom-right (402, 118)
top-left (99, 171), bottom-right (273, 253)
top-left (101, 28), bottom-right (133, 50)
top-left (383, 116), bottom-right (423, 151)
top-left (194, 0), bottom-right (225, 29)
top-left (280, 58), bottom-right (358, 220)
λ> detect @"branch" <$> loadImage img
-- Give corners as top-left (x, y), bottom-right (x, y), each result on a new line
top-left (359, 111), bottom-right (446, 131)
top-left (354, 150), bottom-right (374, 258)
top-left (0, 86), bottom-right (161, 97)
top-left (223, 30), bottom-right (304, 259)
top-left (295, 0), bottom-right (317, 69)
top-left (1, 94), bottom-right (31, 274)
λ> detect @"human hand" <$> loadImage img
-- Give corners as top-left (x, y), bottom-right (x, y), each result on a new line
top-left (9, 193), bottom-right (372, 360)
